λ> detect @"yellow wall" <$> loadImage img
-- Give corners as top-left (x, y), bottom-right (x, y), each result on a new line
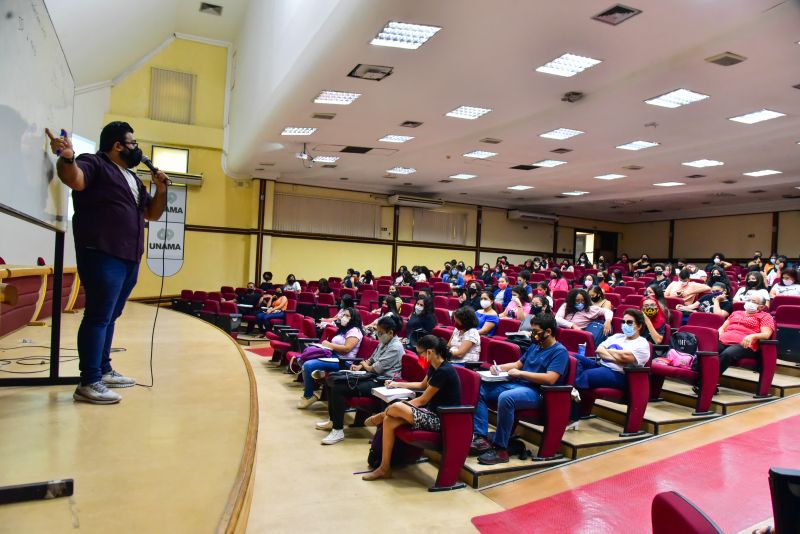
top-left (481, 208), bottom-right (553, 252)
top-left (479, 252), bottom-right (535, 267)
top-left (397, 205), bottom-right (477, 245)
top-left (267, 237), bottom-right (392, 281)
top-left (557, 226), bottom-right (575, 255)
top-left (621, 221), bottom-right (670, 258)
top-left (674, 213), bottom-right (772, 259)
top-left (778, 211), bottom-right (800, 255)
top-left (396, 246), bottom-right (471, 272)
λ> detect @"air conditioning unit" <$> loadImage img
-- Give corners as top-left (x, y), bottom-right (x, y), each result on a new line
top-left (387, 194), bottom-right (444, 209)
top-left (137, 171), bottom-right (203, 187)
top-left (507, 210), bottom-right (558, 223)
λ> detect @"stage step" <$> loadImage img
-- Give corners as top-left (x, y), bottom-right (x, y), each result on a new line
top-left (660, 380), bottom-right (777, 415)
top-left (236, 333), bottom-right (270, 347)
top-left (720, 367), bottom-right (800, 398)
top-left (777, 359), bottom-right (800, 379)
top-left (592, 399), bottom-right (719, 435)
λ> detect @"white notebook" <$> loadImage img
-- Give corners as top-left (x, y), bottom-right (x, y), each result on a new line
top-left (478, 370), bottom-right (510, 382)
top-left (372, 386), bottom-right (415, 403)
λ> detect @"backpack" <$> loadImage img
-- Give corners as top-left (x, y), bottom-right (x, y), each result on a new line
top-left (669, 331), bottom-right (699, 370)
top-left (367, 423), bottom-right (422, 468)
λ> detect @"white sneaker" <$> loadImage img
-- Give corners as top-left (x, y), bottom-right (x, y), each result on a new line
top-left (297, 395), bottom-right (317, 409)
top-left (321, 429), bottom-right (344, 445)
top-left (315, 420), bottom-right (333, 431)
top-left (566, 421), bottom-right (580, 432)
top-left (102, 370), bottom-right (136, 388)
top-left (310, 369), bottom-right (327, 380)
top-left (74, 382), bottom-right (122, 404)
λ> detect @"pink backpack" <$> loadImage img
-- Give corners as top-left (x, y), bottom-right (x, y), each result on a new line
top-left (660, 348), bottom-right (695, 370)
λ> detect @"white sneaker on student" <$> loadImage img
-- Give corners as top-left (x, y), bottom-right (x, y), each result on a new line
top-left (321, 429), bottom-right (344, 445)
top-left (73, 382), bottom-right (122, 404)
top-left (315, 420), bottom-right (333, 431)
top-left (297, 395), bottom-right (317, 409)
top-left (310, 369), bottom-right (327, 380)
top-left (101, 370), bottom-right (136, 388)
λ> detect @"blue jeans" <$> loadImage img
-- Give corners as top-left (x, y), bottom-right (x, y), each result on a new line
top-left (474, 382), bottom-right (542, 449)
top-left (76, 248), bottom-right (139, 385)
top-left (574, 354), bottom-right (627, 390)
top-left (301, 358), bottom-right (339, 398)
top-left (256, 310), bottom-right (285, 330)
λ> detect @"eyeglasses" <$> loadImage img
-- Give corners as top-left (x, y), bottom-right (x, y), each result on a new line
top-left (621, 319), bottom-right (636, 326)
top-left (124, 141), bottom-right (139, 148)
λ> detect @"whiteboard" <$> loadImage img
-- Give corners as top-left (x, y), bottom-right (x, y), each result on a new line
top-left (0, 0), bottom-right (73, 231)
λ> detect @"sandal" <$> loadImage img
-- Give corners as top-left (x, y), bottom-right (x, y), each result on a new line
top-left (364, 413), bottom-right (385, 427)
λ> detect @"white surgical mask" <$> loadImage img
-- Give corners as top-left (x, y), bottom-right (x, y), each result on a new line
top-left (783, 279), bottom-right (794, 286)
top-left (713, 258), bottom-right (720, 264)
top-left (339, 316), bottom-right (350, 326)
top-left (744, 302), bottom-right (759, 313)
top-left (414, 305), bottom-right (424, 314)
top-left (480, 299), bottom-right (492, 309)
top-left (584, 280), bottom-right (592, 288)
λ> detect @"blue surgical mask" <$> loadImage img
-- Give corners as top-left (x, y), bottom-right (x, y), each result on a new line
top-left (451, 269), bottom-right (458, 275)
top-left (575, 302), bottom-right (585, 311)
top-left (622, 323), bottom-right (636, 337)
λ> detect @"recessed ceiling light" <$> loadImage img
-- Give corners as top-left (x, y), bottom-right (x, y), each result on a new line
top-left (463, 150), bottom-right (497, 159)
top-left (379, 135), bottom-right (414, 143)
top-left (645, 88), bottom-right (710, 108)
top-left (312, 156), bottom-right (340, 163)
top-left (313, 90), bottom-right (361, 105)
top-left (729, 109), bottom-right (786, 124)
top-left (445, 105), bottom-right (492, 120)
top-left (535, 53), bottom-right (602, 77)
top-left (539, 128), bottom-right (584, 140)
top-left (616, 140), bottom-right (659, 151)
top-left (743, 169), bottom-right (782, 177)
top-left (654, 182), bottom-right (685, 187)
top-left (533, 159), bottom-right (567, 167)
top-left (387, 167), bottom-right (416, 175)
top-left (561, 191), bottom-right (589, 196)
top-left (683, 159), bottom-right (724, 168)
top-left (450, 173), bottom-right (476, 180)
top-left (595, 173), bottom-right (626, 180)
top-left (281, 127), bottom-right (317, 136)
top-left (370, 21), bottom-right (442, 50)
top-left (508, 185), bottom-right (534, 191)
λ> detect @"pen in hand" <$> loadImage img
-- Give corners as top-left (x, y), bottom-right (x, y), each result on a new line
top-left (491, 360), bottom-right (499, 375)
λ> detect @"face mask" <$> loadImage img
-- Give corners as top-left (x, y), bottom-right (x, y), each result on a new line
top-left (389, 290), bottom-right (397, 296)
top-left (121, 146), bottom-right (143, 168)
top-left (744, 302), bottom-right (759, 313)
top-left (590, 294), bottom-right (601, 302)
top-left (483, 267), bottom-right (489, 272)
top-left (655, 270), bottom-right (663, 276)
top-left (746, 279), bottom-right (757, 288)
top-left (575, 302), bottom-right (585, 311)
top-left (532, 331), bottom-right (548, 346)
top-left (339, 316), bottom-right (350, 326)
top-left (414, 305), bottom-right (424, 314)
top-left (379, 333), bottom-right (392, 345)
top-left (451, 269), bottom-right (458, 275)
top-left (597, 276), bottom-right (604, 282)
top-left (712, 290), bottom-right (724, 297)
top-left (680, 280), bottom-right (689, 286)
top-left (643, 306), bottom-right (658, 317)
top-left (246, 288), bottom-right (254, 293)
top-left (713, 258), bottom-right (720, 264)
top-left (755, 254), bottom-right (761, 259)
top-left (584, 280), bottom-right (593, 288)
top-left (642, 258), bottom-right (649, 262)
top-left (622, 323), bottom-right (636, 337)
top-left (536, 289), bottom-right (545, 295)
top-left (480, 299), bottom-right (492, 309)
top-left (770, 258), bottom-right (777, 263)
top-left (466, 270), bottom-right (473, 275)
top-left (532, 306), bottom-right (542, 314)
top-left (498, 282), bottom-right (507, 289)
top-left (784, 279), bottom-right (795, 286)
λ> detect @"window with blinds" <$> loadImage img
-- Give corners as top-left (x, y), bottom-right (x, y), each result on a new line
top-left (149, 68), bottom-right (196, 124)
top-left (412, 209), bottom-right (467, 245)
top-left (272, 194), bottom-right (381, 238)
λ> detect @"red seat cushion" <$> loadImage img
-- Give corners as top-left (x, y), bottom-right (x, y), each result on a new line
top-left (265, 332), bottom-right (281, 341)
top-left (516, 407), bottom-right (545, 424)
top-left (593, 388), bottom-right (625, 401)
top-left (271, 340), bottom-right (291, 352)
top-left (396, 427), bottom-right (442, 450)
top-left (736, 357), bottom-right (758, 368)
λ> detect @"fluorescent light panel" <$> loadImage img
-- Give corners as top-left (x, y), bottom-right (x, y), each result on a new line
top-left (743, 169), bottom-right (781, 177)
top-left (314, 90), bottom-right (361, 105)
top-left (535, 53), bottom-right (602, 77)
top-left (450, 173), bottom-right (476, 180)
top-left (379, 135), bottom-right (414, 143)
top-left (533, 159), bottom-right (566, 167)
top-left (508, 185), bottom-right (534, 191)
top-left (729, 109), bottom-right (785, 124)
top-left (281, 127), bottom-right (316, 136)
top-left (562, 190), bottom-right (589, 196)
top-left (539, 128), bottom-right (584, 140)
top-left (654, 182), bottom-right (685, 187)
top-left (387, 166), bottom-right (416, 175)
top-left (645, 88), bottom-right (709, 108)
top-left (683, 159), bottom-right (724, 168)
top-left (370, 21), bottom-right (442, 50)
top-left (616, 140), bottom-right (659, 151)
top-left (445, 105), bottom-right (492, 120)
top-left (463, 150), bottom-right (497, 159)
top-left (594, 173), bottom-right (626, 180)
top-left (312, 156), bottom-right (339, 163)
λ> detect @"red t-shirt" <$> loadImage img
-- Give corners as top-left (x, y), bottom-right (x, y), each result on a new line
top-left (720, 311), bottom-right (775, 350)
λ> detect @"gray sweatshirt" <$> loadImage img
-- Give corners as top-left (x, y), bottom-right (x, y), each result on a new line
top-left (367, 336), bottom-right (404, 377)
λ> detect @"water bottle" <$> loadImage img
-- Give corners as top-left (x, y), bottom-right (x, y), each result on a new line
top-left (578, 343), bottom-right (586, 357)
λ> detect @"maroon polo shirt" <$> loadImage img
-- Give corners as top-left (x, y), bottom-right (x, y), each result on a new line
top-left (73, 152), bottom-right (152, 262)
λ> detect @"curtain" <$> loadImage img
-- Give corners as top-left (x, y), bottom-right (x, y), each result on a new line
top-left (273, 194), bottom-right (380, 238)
top-left (412, 209), bottom-right (467, 245)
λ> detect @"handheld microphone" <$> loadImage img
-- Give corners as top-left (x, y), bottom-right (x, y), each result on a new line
top-left (141, 155), bottom-right (172, 185)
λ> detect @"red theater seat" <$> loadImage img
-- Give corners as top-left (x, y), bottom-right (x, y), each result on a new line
top-left (651, 491), bottom-right (723, 534)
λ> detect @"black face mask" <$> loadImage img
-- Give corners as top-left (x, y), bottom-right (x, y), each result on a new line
top-left (246, 288), bottom-right (254, 294)
top-left (746, 280), bottom-right (757, 288)
top-left (121, 146), bottom-right (143, 168)
top-left (531, 306), bottom-right (542, 315)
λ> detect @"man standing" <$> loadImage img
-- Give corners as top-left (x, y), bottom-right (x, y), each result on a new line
top-left (47, 122), bottom-right (168, 404)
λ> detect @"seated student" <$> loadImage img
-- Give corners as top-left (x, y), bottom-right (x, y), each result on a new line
top-left (747, 251), bottom-right (764, 270)
top-left (382, 285), bottom-right (402, 309)
top-left (688, 282), bottom-right (733, 319)
top-left (618, 253), bottom-right (633, 275)
top-left (666, 268), bottom-right (710, 307)
top-left (360, 270), bottom-right (375, 286)
top-left (343, 268), bottom-right (359, 289)
top-left (361, 335), bottom-right (462, 481)
top-left (582, 273), bottom-right (600, 292)
top-left (608, 269), bottom-right (626, 289)
top-left (548, 268), bottom-right (569, 294)
top-left (259, 271), bottom-right (274, 291)
top-left (448, 307), bottom-right (482, 364)
top-left (235, 283), bottom-right (267, 334)
top-left (717, 295), bottom-right (775, 376)
top-left (318, 316), bottom-right (404, 445)
top-left (632, 254), bottom-right (653, 274)
top-left (319, 295), bottom-right (354, 327)
top-left (588, 285), bottom-right (613, 311)
top-left (399, 270), bottom-right (415, 286)
top-left (594, 255), bottom-right (608, 273)
top-left (491, 264), bottom-right (504, 281)
top-left (704, 252), bottom-right (733, 272)
top-left (649, 264), bottom-right (671, 292)
top-left (316, 278), bottom-right (333, 296)
top-left (641, 297), bottom-right (668, 344)
top-left (412, 266), bottom-right (428, 283)
top-left (733, 271), bottom-right (771, 304)
top-left (573, 309), bottom-right (651, 393)
top-left (644, 285), bottom-right (670, 316)
top-left (560, 259), bottom-right (575, 272)
top-left (405, 296), bottom-right (437, 349)
top-left (706, 266), bottom-right (732, 291)
top-left (517, 270), bottom-right (534, 298)
top-left (596, 272), bottom-right (612, 293)
top-left (462, 266), bottom-right (476, 283)
top-left (686, 263), bottom-right (707, 282)
top-left (365, 300), bottom-right (402, 335)
top-left (766, 256), bottom-right (788, 288)
top-left (763, 253), bottom-right (780, 278)
top-left (535, 281), bottom-right (554, 307)
top-left (771, 267), bottom-right (800, 297)
top-left (394, 265), bottom-right (409, 285)
top-left (463, 282), bottom-right (483, 311)
top-left (470, 314), bottom-right (569, 464)
top-left (284, 274), bottom-right (301, 293)
top-left (297, 308), bottom-right (364, 409)
top-left (477, 263), bottom-right (493, 286)
top-left (555, 288), bottom-right (613, 344)
top-left (576, 253), bottom-right (592, 269)
top-left (442, 266), bottom-right (465, 287)
top-left (493, 276), bottom-right (513, 308)
top-left (476, 291), bottom-right (500, 336)
top-left (500, 286), bottom-right (532, 321)
top-left (255, 287), bottom-right (288, 335)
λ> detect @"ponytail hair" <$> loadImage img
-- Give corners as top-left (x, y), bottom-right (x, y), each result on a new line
top-left (416, 334), bottom-right (452, 361)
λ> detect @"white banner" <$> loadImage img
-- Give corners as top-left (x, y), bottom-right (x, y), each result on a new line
top-left (147, 185), bottom-right (186, 277)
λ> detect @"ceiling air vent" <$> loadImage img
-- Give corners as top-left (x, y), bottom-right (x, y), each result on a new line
top-left (480, 137), bottom-right (503, 144)
top-left (793, 83), bottom-right (800, 90)
top-left (551, 148), bottom-right (572, 154)
top-left (686, 174), bottom-right (706, 179)
top-left (340, 146), bottom-right (372, 154)
top-left (348, 63), bottom-right (393, 81)
top-left (259, 162), bottom-right (276, 166)
top-left (199, 2), bottom-right (223, 15)
top-left (592, 4), bottom-right (642, 25)
top-left (339, 177), bottom-right (349, 181)
top-left (400, 120), bottom-right (423, 128)
top-left (782, 194), bottom-right (800, 199)
top-left (554, 195), bottom-right (567, 199)
top-left (622, 164), bottom-right (643, 170)
top-left (312, 112), bottom-right (336, 120)
top-left (705, 52), bottom-right (746, 67)
top-left (439, 179), bottom-right (452, 183)
top-left (642, 209), bottom-right (662, 213)
top-left (701, 201), bottom-right (712, 205)
top-left (748, 189), bottom-right (767, 194)
top-left (511, 164), bottom-right (539, 171)
top-left (721, 179), bottom-right (738, 184)
top-left (711, 192), bottom-right (736, 197)
top-left (321, 164), bottom-right (338, 169)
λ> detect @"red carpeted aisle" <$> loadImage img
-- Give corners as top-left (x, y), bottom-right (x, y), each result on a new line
top-left (472, 414), bottom-right (800, 533)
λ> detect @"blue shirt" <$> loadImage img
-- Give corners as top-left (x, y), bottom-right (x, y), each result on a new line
top-left (442, 273), bottom-right (465, 287)
top-left (493, 287), bottom-right (512, 307)
top-left (476, 312), bottom-right (499, 336)
top-left (516, 342), bottom-right (569, 388)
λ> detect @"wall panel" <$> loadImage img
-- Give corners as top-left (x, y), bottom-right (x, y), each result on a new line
top-left (481, 208), bottom-right (553, 252)
top-left (268, 237), bottom-right (392, 281)
top-left (674, 214), bottom-right (772, 259)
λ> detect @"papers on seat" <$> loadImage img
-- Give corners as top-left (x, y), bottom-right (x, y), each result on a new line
top-left (372, 386), bottom-right (415, 403)
top-left (236, 303), bottom-right (253, 308)
top-left (309, 343), bottom-right (327, 349)
top-left (318, 357), bottom-right (338, 363)
top-left (478, 370), bottom-right (510, 382)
